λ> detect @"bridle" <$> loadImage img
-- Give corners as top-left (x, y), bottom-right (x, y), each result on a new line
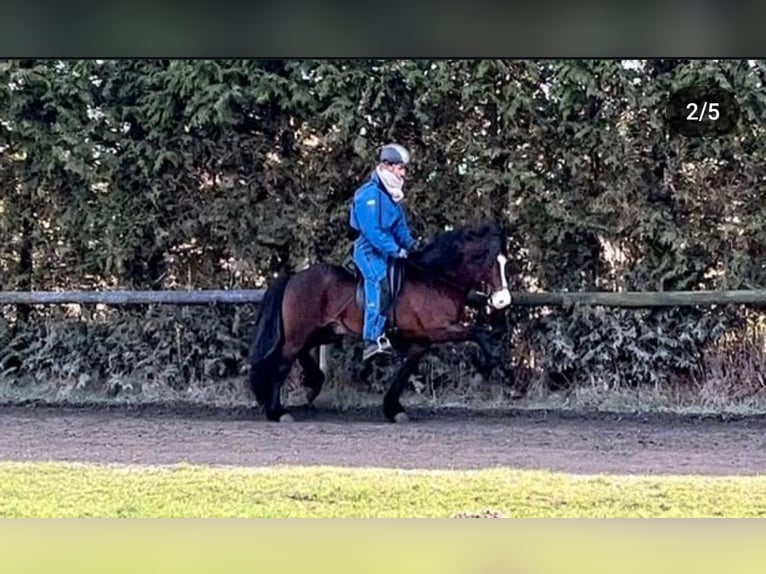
top-left (468, 253), bottom-right (512, 312)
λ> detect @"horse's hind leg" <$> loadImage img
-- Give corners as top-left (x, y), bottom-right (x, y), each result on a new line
top-left (249, 348), bottom-right (296, 422)
top-left (268, 327), bottom-right (329, 422)
top-left (297, 347), bottom-right (325, 405)
top-left (265, 353), bottom-right (296, 422)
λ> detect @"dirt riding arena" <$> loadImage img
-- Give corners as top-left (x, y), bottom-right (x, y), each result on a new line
top-left (2, 402), bottom-right (766, 476)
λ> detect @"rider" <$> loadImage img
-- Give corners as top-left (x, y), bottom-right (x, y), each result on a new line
top-left (349, 143), bottom-right (417, 361)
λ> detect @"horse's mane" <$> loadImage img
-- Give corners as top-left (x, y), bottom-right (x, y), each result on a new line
top-left (406, 221), bottom-right (506, 285)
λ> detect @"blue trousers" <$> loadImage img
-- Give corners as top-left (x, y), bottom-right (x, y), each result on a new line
top-left (353, 241), bottom-right (388, 342)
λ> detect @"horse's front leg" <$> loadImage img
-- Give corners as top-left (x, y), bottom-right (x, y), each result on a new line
top-left (417, 322), bottom-right (514, 386)
top-left (416, 322), bottom-right (474, 343)
top-left (470, 326), bottom-right (502, 376)
top-left (469, 326), bottom-right (516, 386)
top-left (426, 323), bottom-right (500, 377)
top-left (382, 341), bottom-right (430, 423)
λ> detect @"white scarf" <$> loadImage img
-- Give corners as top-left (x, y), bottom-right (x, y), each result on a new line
top-left (376, 166), bottom-right (404, 203)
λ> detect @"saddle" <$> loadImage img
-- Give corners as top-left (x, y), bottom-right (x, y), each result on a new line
top-left (344, 256), bottom-right (406, 328)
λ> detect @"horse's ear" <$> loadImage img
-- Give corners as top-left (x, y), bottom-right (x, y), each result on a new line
top-left (468, 223), bottom-right (491, 241)
top-left (482, 221), bottom-right (506, 241)
top-left (465, 221), bottom-right (488, 239)
top-left (457, 226), bottom-right (473, 242)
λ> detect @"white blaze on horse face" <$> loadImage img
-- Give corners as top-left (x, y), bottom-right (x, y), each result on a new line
top-left (489, 253), bottom-right (511, 309)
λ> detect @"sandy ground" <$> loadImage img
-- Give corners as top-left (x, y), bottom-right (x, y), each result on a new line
top-left (1, 402), bottom-right (765, 475)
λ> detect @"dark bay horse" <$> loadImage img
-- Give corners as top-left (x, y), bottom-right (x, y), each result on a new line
top-left (248, 221), bottom-right (514, 422)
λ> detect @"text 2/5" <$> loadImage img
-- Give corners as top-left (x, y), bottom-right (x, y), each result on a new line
top-left (686, 102), bottom-right (719, 122)
top-left (666, 84), bottom-right (739, 137)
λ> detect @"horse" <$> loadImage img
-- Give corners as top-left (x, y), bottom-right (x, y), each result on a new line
top-left (248, 221), bottom-right (515, 423)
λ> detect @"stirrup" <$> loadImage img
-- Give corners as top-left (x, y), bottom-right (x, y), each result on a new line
top-left (376, 335), bottom-right (393, 350)
top-left (362, 336), bottom-right (394, 362)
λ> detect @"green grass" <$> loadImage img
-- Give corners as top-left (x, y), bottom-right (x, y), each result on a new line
top-left (2, 461), bottom-right (766, 517)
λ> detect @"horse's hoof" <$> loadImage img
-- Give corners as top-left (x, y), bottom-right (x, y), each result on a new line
top-left (279, 413), bottom-right (295, 423)
top-left (470, 373), bottom-right (487, 387)
top-left (394, 412), bottom-right (409, 424)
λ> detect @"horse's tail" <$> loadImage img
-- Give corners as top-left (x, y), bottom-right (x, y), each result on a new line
top-left (248, 273), bottom-right (290, 403)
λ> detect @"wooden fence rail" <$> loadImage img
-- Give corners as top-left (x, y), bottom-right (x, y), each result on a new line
top-left (509, 290), bottom-right (766, 308)
top-left (2, 289), bottom-right (766, 307)
top-left (3, 288), bottom-right (763, 376)
top-left (0, 290), bottom-right (266, 305)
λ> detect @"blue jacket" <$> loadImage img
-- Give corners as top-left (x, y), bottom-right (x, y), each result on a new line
top-left (349, 171), bottom-right (415, 258)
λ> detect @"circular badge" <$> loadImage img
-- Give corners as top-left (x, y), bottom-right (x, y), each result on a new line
top-left (665, 84), bottom-right (740, 137)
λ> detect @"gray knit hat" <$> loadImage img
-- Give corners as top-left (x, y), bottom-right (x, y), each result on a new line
top-left (380, 143), bottom-right (411, 165)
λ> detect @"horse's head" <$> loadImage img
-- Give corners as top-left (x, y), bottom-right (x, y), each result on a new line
top-left (410, 221), bottom-right (513, 310)
top-left (455, 222), bottom-right (512, 310)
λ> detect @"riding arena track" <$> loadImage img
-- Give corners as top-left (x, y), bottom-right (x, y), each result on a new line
top-left (1, 402), bottom-right (766, 476)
